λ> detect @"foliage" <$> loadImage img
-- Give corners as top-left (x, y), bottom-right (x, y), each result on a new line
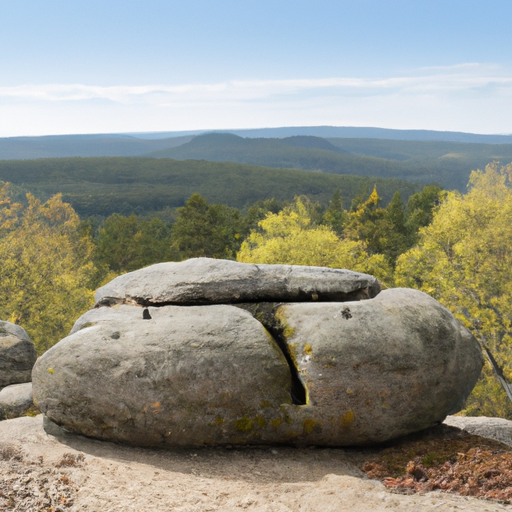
top-left (380, 191), bottom-right (411, 265)
top-left (151, 133), bottom-right (512, 191)
top-left (0, 185), bottom-right (96, 353)
top-left (343, 187), bottom-right (411, 267)
top-left (328, 137), bottom-right (512, 191)
top-left (237, 196), bottom-right (392, 283)
top-left (321, 189), bottom-right (348, 235)
top-left (395, 163), bottom-right (512, 417)
top-left (405, 184), bottom-right (445, 243)
top-left (345, 185), bottom-right (386, 255)
top-left (94, 213), bottom-right (172, 273)
top-left (0, 157), bottom-right (423, 218)
top-left (171, 193), bottom-right (242, 259)
top-left (240, 198), bottom-right (286, 234)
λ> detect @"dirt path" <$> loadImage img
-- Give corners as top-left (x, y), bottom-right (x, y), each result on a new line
top-left (0, 416), bottom-right (509, 511)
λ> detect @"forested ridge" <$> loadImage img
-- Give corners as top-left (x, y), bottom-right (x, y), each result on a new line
top-left (147, 133), bottom-right (512, 191)
top-left (3, 132), bottom-right (512, 193)
top-left (0, 157), bottom-right (422, 217)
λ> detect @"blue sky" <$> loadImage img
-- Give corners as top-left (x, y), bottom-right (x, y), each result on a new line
top-left (1, 0), bottom-right (511, 136)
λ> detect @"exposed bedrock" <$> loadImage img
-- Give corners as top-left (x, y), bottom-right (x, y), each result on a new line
top-left (32, 258), bottom-right (483, 447)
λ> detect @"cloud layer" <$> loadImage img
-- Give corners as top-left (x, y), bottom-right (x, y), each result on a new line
top-left (1, 64), bottom-right (511, 136)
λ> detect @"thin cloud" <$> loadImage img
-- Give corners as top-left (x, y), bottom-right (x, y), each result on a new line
top-left (1, 63), bottom-right (511, 106)
top-left (1, 63), bottom-right (511, 137)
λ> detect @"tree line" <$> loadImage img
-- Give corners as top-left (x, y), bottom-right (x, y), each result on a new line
top-left (0, 163), bottom-right (511, 418)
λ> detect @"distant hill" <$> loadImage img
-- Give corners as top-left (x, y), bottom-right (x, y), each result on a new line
top-left (145, 132), bottom-right (413, 177)
top-left (276, 136), bottom-right (348, 152)
top-left (145, 133), bottom-right (512, 191)
top-left (2, 129), bottom-right (512, 192)
top-left (0, 134), bottom-right (194, 160)
top-left (129, 126), bottom-right (512, 144)
top-left (0, 157), bottom-right (422, 218)
top-left (2, 126), bottom-right (512, 162)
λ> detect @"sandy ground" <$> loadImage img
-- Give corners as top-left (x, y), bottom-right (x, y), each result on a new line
top-left (0, 415), bottom-right (510, 512)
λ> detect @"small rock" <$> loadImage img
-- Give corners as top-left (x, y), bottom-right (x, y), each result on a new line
top-left (0, 382), bottom-right (34, 420)
top-left (0, 321), bottom-right (37, 388)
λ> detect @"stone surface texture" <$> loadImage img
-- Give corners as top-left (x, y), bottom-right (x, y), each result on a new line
top-left (444, 415), bottom-right (512, 447)
top-left (0, 320), bottom-right (37, 388)
top-left (94, 257), bottom-right (381, 306)
top-left (32, 258), bottom-right (483, 447)
top-left (275, 288), bottom-right (483, 445)
top-left (0, 382), bottom-right (33, 420)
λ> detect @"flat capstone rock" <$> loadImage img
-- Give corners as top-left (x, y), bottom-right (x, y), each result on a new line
top-left (94, 257), bottom-right (381, 307)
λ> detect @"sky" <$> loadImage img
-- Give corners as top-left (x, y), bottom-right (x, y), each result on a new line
top-left (1, 0), bottom-right (511, 137)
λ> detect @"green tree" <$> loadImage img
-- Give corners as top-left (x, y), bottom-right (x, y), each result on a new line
top-left (240, 198), bottom-right (286, 237)
top-left (0, 186), bottom-right (96, 353)
top-left (405, 184), bottom-right (445, 244)
top-left (237, 197), bottom-right (391, 282)
top-left (345, 185), bottom-right (387, 255)
top-left (395, 163), bottom-right (512, 417)
top-left (171, 193), bottom-right (242, 259)
top-left (378, 191), bottom-right (411, 265)
top-left (95, 213), bottom-right (172, 273)
top-left (322, 189), bottom-right (348, 236)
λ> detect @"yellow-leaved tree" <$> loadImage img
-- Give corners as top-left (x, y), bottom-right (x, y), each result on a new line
top-left (0, 185), bottom-right (97, 354)
top-left (395, 163), bottom-right (512, 417)
top-left (237, 197), bottom-right (392, 283)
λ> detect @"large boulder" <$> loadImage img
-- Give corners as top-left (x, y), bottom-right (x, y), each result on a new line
top-left (0, 321), bottom-right (37, 389)
top-left (32, 258), bottom-right (483, 447)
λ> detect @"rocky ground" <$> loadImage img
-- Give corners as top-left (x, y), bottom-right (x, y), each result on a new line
top-left (1, 415), bottom-right (512, 511)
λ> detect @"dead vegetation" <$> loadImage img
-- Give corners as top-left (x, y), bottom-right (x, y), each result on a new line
top-left (0, 443), bottom-right (84, 511)
top-left (360, 424), bottom-right (512, 503)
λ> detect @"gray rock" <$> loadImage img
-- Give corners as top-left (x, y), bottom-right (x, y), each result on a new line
top-left (444, 415), bottom-right (512, 447)
top-left (34, 305), bottom-right (292, 446)
top-left (273, 288), bottom-right (483, 445)
top-left (94, 257), bottom-right (381, 307)
top-left (0, 382), bottom-right (34, 420)
top-left (33, 278), bottom-right (483, 446)
top-left (0, 321), bottom-right (37, 388)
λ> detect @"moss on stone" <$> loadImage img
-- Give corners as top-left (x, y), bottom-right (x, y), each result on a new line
top-left (234, 417), bottom-right (253, 432)
top-left (255, 415), bottom-right (267, 428)
top-left (339, 410), bottom-right (355, 428)
top-left (302, 418), bottom-right (316, 434)
top-left (270, 417), bottom-right (283, 428)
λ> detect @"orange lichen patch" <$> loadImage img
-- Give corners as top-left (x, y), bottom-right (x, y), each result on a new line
top-left (360, 424), bottom-right (512, 504)
top-left (150, 402), bottom-right (161, 413)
